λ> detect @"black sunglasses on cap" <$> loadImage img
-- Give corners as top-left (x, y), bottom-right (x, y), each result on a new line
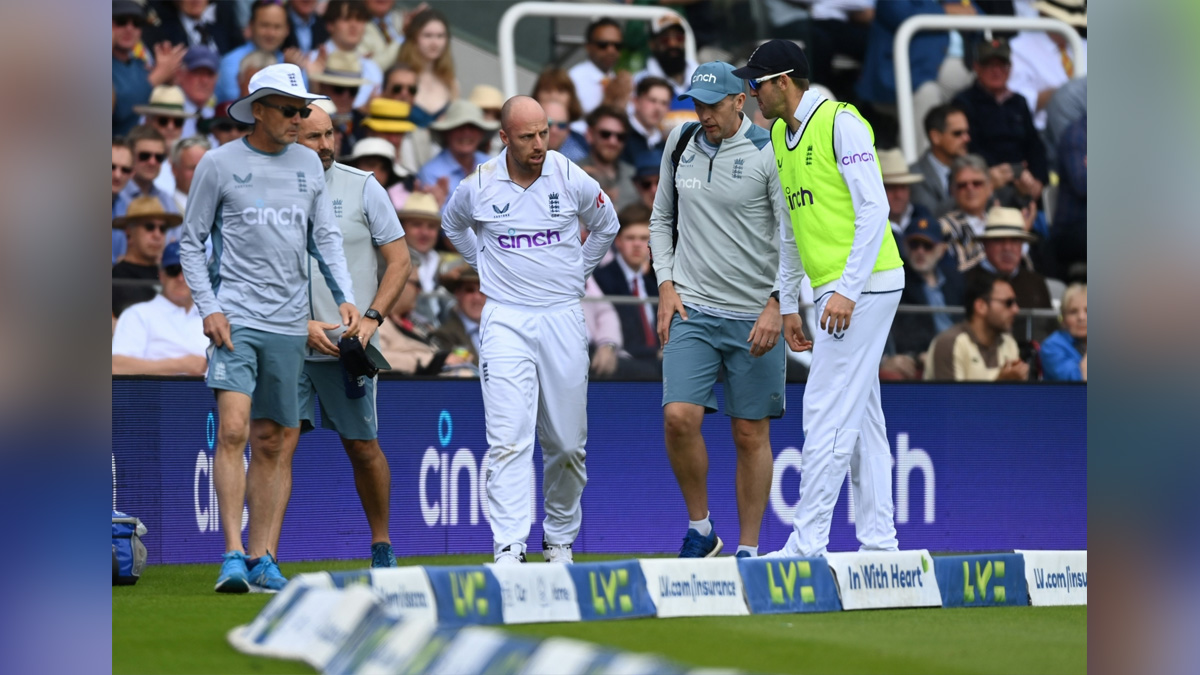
top-left (258, 100), bottom-right (313, 119)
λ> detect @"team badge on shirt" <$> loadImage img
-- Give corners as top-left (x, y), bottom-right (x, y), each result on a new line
top-left (297, 172), bottom-right (307, 193)
top-left (549, 192), bottom-right (560, 216)
top-left (732, 158), bottom-right (745, 179)
top-left (595, 192), bottom-right (606, 209)
top-left (333, 199), bottom-right (344, 218)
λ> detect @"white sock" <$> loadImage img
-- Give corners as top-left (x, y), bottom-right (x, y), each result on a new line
top-left (737, 545), bottom-right (758, 557)
top-left (688, 514), bottom-right (712, 537)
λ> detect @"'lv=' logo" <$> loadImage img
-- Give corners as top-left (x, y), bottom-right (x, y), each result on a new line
top-left (767, 561), bottom-right (815, 604)
top-left (450, 571), bottom-right (490, 616)
top-left (963, 560), bottom-right (1006, 603)
top-left (589, 569), bottom-right (632, 615)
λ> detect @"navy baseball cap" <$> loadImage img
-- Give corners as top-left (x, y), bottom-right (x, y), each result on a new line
top-left (732, 39), bottom-right (810, 81)
top-left (678, 61), bottom-right (744, 105)
top-left (161, 242), bottom-right (182, 268)
top-left (184, 46), bottom-right (220, 73)
top-left (113, 0), bottom-right (145, 19)
top-left (635, 149), bottom-right (663, 178)
top-left (903, 217), bottom-right (946, 244)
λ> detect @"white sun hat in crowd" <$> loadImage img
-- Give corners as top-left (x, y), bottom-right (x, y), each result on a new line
top-left (229, 63), bottom-right (329, 125)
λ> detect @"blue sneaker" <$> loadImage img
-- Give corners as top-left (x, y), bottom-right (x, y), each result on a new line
top-left (371, 542), bottom-right (399, 568)
top-left (679, 523), bottom-right (723, 558)
top-left (248, 553), bottom-right (287, 593)
top-left (215, 551), bottom-right (250, 594)
top-left (735, 550), bottom-right (752, 559)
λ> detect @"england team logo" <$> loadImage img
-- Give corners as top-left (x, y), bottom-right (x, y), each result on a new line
top-left (548, 192), bottom-right (560, 216)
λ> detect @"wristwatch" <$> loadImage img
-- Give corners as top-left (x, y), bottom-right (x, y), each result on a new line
top-left (769, 291), bottom-right (781, 303)
top-left (363, 308), bottom-right (383, 325)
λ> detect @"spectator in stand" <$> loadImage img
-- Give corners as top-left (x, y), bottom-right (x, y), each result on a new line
top-left (953, 38), bottom-right (1047, 200)
top-left (542, 100), bottom-right (589, 165)
top-left (114, 126), bottom-right (180, 262)
top-left (964, 207), bottom-right (1053, 342)
top-left (310, 50), bottom-right (371, 145)
top-left (938, 154), bottom-right (992, 271)
top-left (855, 0), bottom-right (976, 152)
top-left (381, 63), bottom-right (438, 172)
top-left (393, 192), bottom-right (444, 293)
top-left (633, 149), bottom-right (663, 210)
top-left (569, 19), bottom-right (624, 122)
top-left (622, 77), bottom-right (671, 165)
top-left (635, 14), bottom-right (697, 100)
top-left (360, 99), bottom-right (418, 188)
top-left (580, 105), bottom-right (637, 210)
top-left (397, 8), bottom-right (458, 127)
top-left (342, 138), bottom-right (400, 189)
top-left (1044, 75), bottom-right (1085, 167)
top-left (909, 103), bottom-right (970, 215)
top-left (113, 196), bottom-right (179, 317)
top-left (112, 242), bottom-right (209, 376)
top-left (925, 272), bottom-right (1028, 381)
top-left (236, 49), bottom-right (280, 99)
top-left (169, 136), bottom-right (211, 213)
top-left (134, 86), bottom-right (197, 195)
top-left (113, 1), bottom-right (186, 136)
top-left (1007, 0), bottom-right (1086, 131)
top-left (469, 85), bottom-right (506, 157)
top-left (894, 217), bottom-right (964, 363)
top-left (1040, 283), bottom-right (1086, 382)
top-left (1053, 113), bottom-right (1086, 278)
top-left (593, 203), bottom-right (663, 380)
top-left (177, 47), bottom-right (219, 138)
top-left (431, 260), bottom-right (484, 364)
top-left (417, 100), bottom-right (498, 205)
top-left (201, 102), bottom-right (251, 147)
top-left (112, 138), bottom-right (135, 217)
top-left (378, 259), bottom-right (475, 376)
top-left (282, 0), bottom-right (328, 54)
top-left (533, 68), bottom-right (589, 144)
top-left (360, 0), bottom-right (409, 71)
top-left (143, 0), bottom-right (244, 55)
top-left (878, 148), bottom-right (933, 258)
top-left (317, 0), bottom-right (383, 110)
top-left (215, 1), bottom-right (292, 104)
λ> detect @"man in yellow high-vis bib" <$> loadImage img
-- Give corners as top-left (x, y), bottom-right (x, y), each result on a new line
top-left (734, 40), bottom-right (905, 557)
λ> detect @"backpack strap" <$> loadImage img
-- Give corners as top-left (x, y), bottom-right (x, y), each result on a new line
top-left (670, 122), bottom-right (702, 249)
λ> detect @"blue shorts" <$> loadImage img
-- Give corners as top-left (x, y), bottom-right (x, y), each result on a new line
top-left (298, 360), bottom-right (378, 440)
top-left (205, 325), bottom-right (306, 427)
top-left (661, 309), bottom-right (786, 419)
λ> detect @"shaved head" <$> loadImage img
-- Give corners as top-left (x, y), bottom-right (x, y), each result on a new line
top-left (303, 103), bottom-right (332, 130)
top-left (500, 95), bottom-right (546, 134)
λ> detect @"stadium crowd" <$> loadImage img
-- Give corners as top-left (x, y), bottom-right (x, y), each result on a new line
top-left (112, 0), bottom-right (1086, 383)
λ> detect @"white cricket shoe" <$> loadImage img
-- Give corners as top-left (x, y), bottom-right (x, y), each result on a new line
top-left (543, 542), bottom-right (574, 564)
top-left (494, 545), bottom-right (526, 565)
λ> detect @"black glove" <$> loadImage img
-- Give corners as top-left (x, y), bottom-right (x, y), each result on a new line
top-left (338, 335), bottom-right (380, 379)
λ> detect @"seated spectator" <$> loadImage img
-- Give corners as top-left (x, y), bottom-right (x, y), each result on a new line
top-left (894, 217), bottom-right (964, 364)
top-left (580, 106), bottom-right (637, 209)
top-left (431, 261), bottom-right (485, 363)
top-left (310, 50), bottom-right (372, 138)
top-left (592, 204), bottom-right (662, 380)
top-left (111, 242), bottom-right (208, 375)
top-left (169, 136), bottom-right (211, 214)
top-left (543, 100), bottom-right (589, 164)
top-left (199, 101), bottom-right (251, 147)
top-left (584, 273), bottom-right (624, 379)
top-left (177, 47), bottom-right (220, 138)
top-left (112, 138), bottom-right (134, 217)
top-left (1052, 113), bottom-right (1086, 278)
top-left (113, 0), bottom-right (180, 136)
top-left (393, 192), bottom-right (444, 293)
top-left (1007, 0), bottom-right (1087, 131)
top-left (953, 38), bottom-right (1048, 200)
top-left (134, 86), bottom-right (196, 195)
top-left (141, 0), bottom-right (243, 55)
top-left (114, 126), bottom-right (179, 263)
top-left (417, 100), bottom-right (499, 205)
top-left (925, 272), bottom-right (1028, 381)
top-left (397, 8), bottom-right (458, 126)
top-left (113, 197), bottom-right (180, 317)
top-left (633, 149), bottom-right (663, 210)
top-left (879, 148), bottom-right (933, 258)
top-left (909, 103), bottom-right (971, 215)
top-left (215, 0), bottom-right (290, 104)
top-left (938, 154), bottom-right (993, 271)
top-left (532, 67), bottom-right (587, 138)
top-left (360, 0), bottom-right (405, 71)
top-left (316, 0), bottom-right (383, 110)
top-left (964, 207), bottom-right (1054, 342)
top-left (468, 85), bottom-right (506, 157)
top-left (570, 18), bottom-right (624, 123)
top-left (378, 258), bottom-right (475, 377)
top-left (634, 14), bottom-right (700, 132)
top-left (343, 138), bottom-right (401, 190)
top-left (1044, 75), bottom-right (1086, 167)
top-left (381, 63), bottom-right (439, 172)
top-left (1040, 283), bottom-right (1087, 382)
top-left (360, 98), bottom-right (418, 183)
top-left (235, 49), bottom-right (280, 100)
top-left (282, 0), bottom-right (328, 54)
top-left (622, 77), bottom-right (671, 165)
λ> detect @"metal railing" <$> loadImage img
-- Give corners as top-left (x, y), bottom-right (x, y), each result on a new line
top-left (497, 2), bottom-right (698, 99)
top-left (893, 15), bottom-right (1086, 164)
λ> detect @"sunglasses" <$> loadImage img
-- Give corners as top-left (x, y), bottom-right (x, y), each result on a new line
top-left (162, 264), bottom-right (183, 278)
top-left (212, 121), bottom-right (251, 133)
top-left (948, 129), bottom-right (969, 137)
top-left (907, 239), bottom-right (937, 251)
top-left (955, 179), bottom-right (985, 190)
top-left (138, 151), bottom-right (166, 163)
top-left (636, 178), bottom-right (657, 190)
top-left (112, 163), bottom-right (133, 175)
top-left (141, 222), bottom-right (171, 234)
top-left (327, 85), bottom-right (357, 97)
top-left (989, 297), bottom-right (1018, 308)
top-left (591, 40), bottom-right (621, 50)
top-left (748, 69), bottom-right (794, 91)
top-left (389, 84), bottom-right (418, 96)
top-left (597, 129), bottom-right (626, 141)
top-left (547, 120), bottom-right (570, 130)
top-left (258, 100), bottom-right (313, 118)
top-left (155, 116), bottom-right (185, 128)
top-left (113, 16), bottom-right (143, 28)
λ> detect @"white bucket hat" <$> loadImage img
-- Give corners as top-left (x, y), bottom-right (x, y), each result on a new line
top-left (229, 63), bottom-right (329, 125)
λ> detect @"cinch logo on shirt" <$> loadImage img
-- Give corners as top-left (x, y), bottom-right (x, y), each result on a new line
top-left (241, 201), bottom-right (308, 226)
top-left (678, 177), bottom-right (703, 190)
top-left (841, 152), bottom-right (875, 165)
top-left (498, 228), bottom-right (562, 249)
top-left (784, 185), bottom-right (814, 210)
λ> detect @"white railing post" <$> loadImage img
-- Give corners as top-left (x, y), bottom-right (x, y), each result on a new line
top-left (894, 15), bottom-right (1085, 164)
top-left (498, 2), bottom-right (698, 100)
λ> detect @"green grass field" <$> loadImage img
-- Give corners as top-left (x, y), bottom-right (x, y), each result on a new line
top-left (113, 555), bottom-right (1086, 675)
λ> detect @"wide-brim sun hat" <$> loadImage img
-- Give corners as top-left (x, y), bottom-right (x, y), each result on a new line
top-left (429, 100), bottom-right (500, 134)
top-left (878, 148), bottom-right (923, 185)
top-left (979, 206), bottom-right (1037, 242)
top-left (361, 98), bottom-right (417, 134)
top-left (309, 50), bottom-right (371, 88)
top-left (228, 63), bottom-right (329, 125)
top-left (133, 85), bottom-right (198, 119)
top-left (113, 196), bottom-right (183, 229)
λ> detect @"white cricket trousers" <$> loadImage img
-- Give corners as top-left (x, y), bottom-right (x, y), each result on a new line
top-left (783, 288), bottom-right (902, 557)
top-left (479, 301), bottom-right (590, 556)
